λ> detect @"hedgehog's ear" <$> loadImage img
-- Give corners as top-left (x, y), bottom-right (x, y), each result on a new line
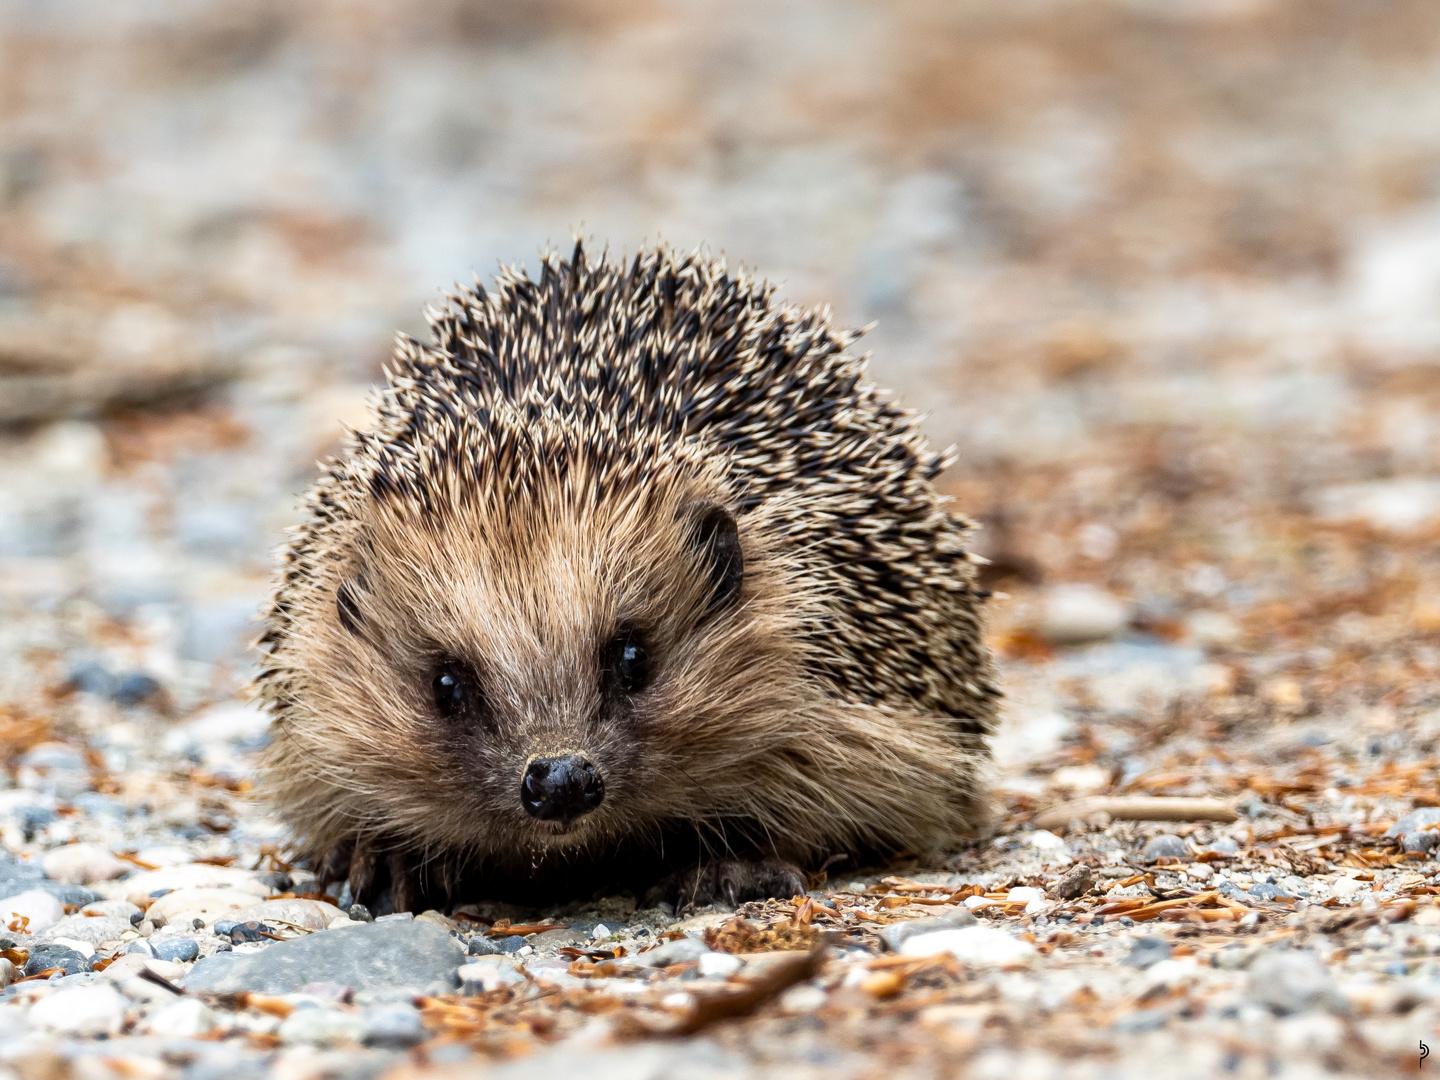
top-left (336, 578), bottom-right (365, 637)
top-left (684, 501), bottom-right (743, 614)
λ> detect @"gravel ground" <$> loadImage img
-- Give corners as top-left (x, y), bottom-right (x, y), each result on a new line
top-left (3, 419), bottom-right (1438, 1078)
top-left (7, 2), bottom-right (1440, 1078)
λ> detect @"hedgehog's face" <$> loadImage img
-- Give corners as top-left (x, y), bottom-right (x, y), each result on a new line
top-left (291, 467), bottom-right (808, 861)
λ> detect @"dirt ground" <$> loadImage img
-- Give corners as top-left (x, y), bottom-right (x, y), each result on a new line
top-left (4, 2), bottom-right (1440, 1077)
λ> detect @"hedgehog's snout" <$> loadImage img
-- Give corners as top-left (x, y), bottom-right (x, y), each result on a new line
top-left (521, 754), bottom-right (605, 823)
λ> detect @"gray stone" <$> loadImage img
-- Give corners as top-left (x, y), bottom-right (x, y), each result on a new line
top-left (1217, 881), bottom-right (1250, 902)
top-left (153, 937), bottom-right (200, 963)
top-left (633, 936), bottom-right (712, 967)
top-left (182, 920), bottom-right (467, 996)
top-left (361, 1002), bottom-right (426, 1048)
top-left (1247, 883), bottom-right (1282, 901)
top-left (23, 943), bottom-right (92, 976)
top-left (467, 935), bottom-right (501, 956)
top-left (879, 908), bottom-right (978, 952)
top-left (1249, 950), bottom-right (1344, 1015)
top-left (1122, 936), bottom-right (1172, 970)
top-left (0, 858), bottom-right (98, 907)
top-left (1403, 831), bottom-right (1440, 854)
top-left (277, 1005), bottom-right (367, 1046)
top-left (1278, 876), bottom-right (1312, 897)
top-left (1385, 808), bottom-right (1440, 838)
top-left (111, 672), bottom-right (162, 706)
top-left (1047, 864), bottom-right (1094, 901)
top-left (1111, 1006), bottom-right (1170, 1034)
top-left (36, 915), bottom-right (134, 946)
top-left (1140, 834), bottom-right (1189, 863)
top-left (458, 957), bottom-right (526, 994)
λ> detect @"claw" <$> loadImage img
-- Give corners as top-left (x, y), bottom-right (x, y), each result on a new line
top-left (348, 836), bottom-right (379, 903)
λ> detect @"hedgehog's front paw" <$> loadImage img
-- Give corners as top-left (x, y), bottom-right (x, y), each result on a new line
top-left (321, 835), bottom-right (425, 914)
top-left (646, 857), bottom-right (807, 912)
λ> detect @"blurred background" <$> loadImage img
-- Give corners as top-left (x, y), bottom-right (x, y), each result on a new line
top-left (3, 0), bottom-right (1440, 758)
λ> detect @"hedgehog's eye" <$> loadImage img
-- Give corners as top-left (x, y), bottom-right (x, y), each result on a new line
top-left (432, 658), bottom-right (477, 718)
top-left (608, 631), bottom-right (649, 695)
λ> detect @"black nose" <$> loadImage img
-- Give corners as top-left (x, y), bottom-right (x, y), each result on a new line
top-left (521, 755), bottom-right (604, 822)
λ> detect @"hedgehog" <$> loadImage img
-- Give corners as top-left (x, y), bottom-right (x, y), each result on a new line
top-left (255, 241), bottom-right (999, 913)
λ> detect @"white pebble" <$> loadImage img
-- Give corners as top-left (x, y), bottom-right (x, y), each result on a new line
top-left (278, 1007), bottom-right (366, 1046)
top-left (899, 926), bottom-right (1037, 966)
top-left (143, 997), bottom-right (216, 1038)
top-left (133, 846), bottom-right (194, 867)
top-left (47, 937), bottom-right (96, 958)
top-left (145, 887), bottom-right (260, 927)
top-left (1026, 830), bottom-right (1069, 852)
top-left (1184, 863), bottom-right (1214, 882)
top-left (591, 923), bottom-right (611, 940)
top-left (458, 958), bottom-right (525, 993)
top-left (963, 895), bottom-right (989, 909)
top-left (41, 843), bottom-right (131, 885)
top-left (778, 983), bottom-right (827, 1012)
top-left (28, 984), bottom-right (127, 1036)
top-left (1330, 878), bottom-right (1364, 898)
top-left (697, 951), bottom-right (743, 979)
top-left (1038, 584), bottom-right (1129, 644)
top-left (107, 865), bottom-right (273, 908)
top-left (1006, 887), bottom-right (1047, 903)
top-left (0, 958), bottom-right (14, 989)
top-left (0, 889), bottom-right (65, 933)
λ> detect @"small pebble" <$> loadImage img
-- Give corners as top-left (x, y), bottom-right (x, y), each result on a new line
top-left (458, 958), bottom-right (525, 994)
top-left (879, 909), bottom-right (978, 952)
top-left (467, 936), bottom-right (501, 956)
top-left (361, 1002), bottom-right (426, 1048)
top-left (27, 984), bottom-right (126, 1035)
top-left (1038, 584), bottom-right (1129, 644)
top-left (1047, 865), bottom-right (1093, 900)
top-left (142, 997), bottom-right (216, 1038)
top-left (1141, 834), bottom-right (1189, 864)
top-left (1249, 950), bottom-right (1341, 1015)
top-left (635, 937), bottom-right (710, 967)
top-left (778, 983), bottom-right (827, 1013)
top-left (39, 843), bottom-right (130, 885)
top-left (278, 1006), bottom-right (367, 1046)
top-left (1123, 936), bottom-right (1172, 970)
top-left (152, 937), bottom-right (200, 963)
top-left (349, 904), bottom-right (373, 922)
top-left (697, 951), bottom-right (744, 978)
top-left (0, 889), bottom-right (66, 934)
top-left (1027, 830), bottom-right (1069, 854)
top-left (1330, 878), bottom-right (1364, 899)
top-left (23, 944), bottom-right (92, 977)
top-left (1384, 808), bottom-right (1440, 838)
top-left (899, 926), bottom-right (1036, 966)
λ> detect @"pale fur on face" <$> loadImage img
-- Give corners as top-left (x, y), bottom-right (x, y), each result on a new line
top-left (261, 417), bottom-right (986, 877)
